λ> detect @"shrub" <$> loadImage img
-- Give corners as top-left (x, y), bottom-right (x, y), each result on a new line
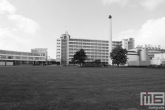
top-left (81, 63), bottom-right (104, 67)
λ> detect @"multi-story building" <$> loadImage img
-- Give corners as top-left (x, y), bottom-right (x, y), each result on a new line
top-left (122, 38), bottom-right (135, 50)
top-left (112, 38), bottom-right (135, 50)
top-left (56, 32), bottom-right (134, 65)
top-left (0, 49), bottom-right (47, 66)
top-left (112, 38), bottom-right (134, 50)
top-left (31, 48), bottom-right (48, 61)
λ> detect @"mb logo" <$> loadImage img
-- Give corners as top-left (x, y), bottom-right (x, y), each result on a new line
top-left (140, 92), bottom-right (165, 106)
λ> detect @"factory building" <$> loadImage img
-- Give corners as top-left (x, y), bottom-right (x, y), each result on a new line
top-left (56, 31), bottom-right (134, 65)
top-left (136, 45), bottom-right (165, 59)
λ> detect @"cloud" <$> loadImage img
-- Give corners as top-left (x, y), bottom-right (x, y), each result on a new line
top-left (139, 0), bottom-right (165, 10)
top-left (0, 27), bottom-right (29, 51)
top-left (102, 0), bottom-right (128, 6)
top-left (102, 0), bottom-right (165, 10)
top-left (0, 0), bottom-right (16, 14)
top-left (0, 0), bottom-right (40, 34)
top-left (0, 0), bottom-right (39, 52)
top-left (8, 14), bottom-right (40, 34)
top-left (113, 17), bottom-right (165, 48)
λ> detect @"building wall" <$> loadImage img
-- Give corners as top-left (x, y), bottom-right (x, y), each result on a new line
top-left (127, 48), bottom-right (150, 66)
top-left (122, 38), bottom-right (134, 50)
top-left (136, 45), bottom-right (165, 59)
top-left (0, 49), bottom-right (46, 66)
top-left (153, 53), bottom-right (165, 60)
top-left (122, 39), bottom-right (128, 50)
top-left (112, 41), bottom-right (122, 49)
top-left (127, 48), bottom-right (149, 62)
top-left (68, 38), bottom-right (109, 64)
top-left (56, 32), bottom-right (134, 64)
top-left (56, 39), bottom-right (61, 62)
top-left (31, 48), bottom-right (47, 60)
top-left (127, 49), bottom-right (139, 61)
top-left (150, 53), bottom-right (165, 65)
top-left (128, 38), bottom-right (134, 50)
top-left (60, 32), bottom-right (70, 64)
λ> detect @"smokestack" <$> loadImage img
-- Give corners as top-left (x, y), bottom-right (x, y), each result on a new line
top-left (109, 15), bottom-right (112, 64)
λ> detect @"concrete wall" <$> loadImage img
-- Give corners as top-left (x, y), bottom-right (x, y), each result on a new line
top-left (6, 62), bottom-right (13, 66)
top-left (0, 62), bottom-right (5, 66)
top-left (150, 59), bottom-right (165, 65)
top-left (128, 61), bottom-right (139, 66)
top-left (139, 61), bottom-right (150, 66)
top-left (127, 55), bottom-right (138, 61)
top-left (153, 53), bottom-right (165, 60)
top-left (128, 61), bottom-right (150, 66)
top-left (0, 62), bottom-right (13, 66)
top-left (162, 61), bottom-right (165, 64)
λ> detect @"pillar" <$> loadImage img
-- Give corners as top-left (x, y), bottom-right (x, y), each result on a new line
top-left (109, 15), bottom-right (112, 65)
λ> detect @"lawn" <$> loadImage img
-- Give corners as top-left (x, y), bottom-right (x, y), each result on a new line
top-left (0, 66), bottom-right (165, 110)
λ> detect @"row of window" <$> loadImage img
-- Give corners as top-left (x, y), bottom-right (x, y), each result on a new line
top-left (69, 42), bottom-right (108, 45)
top-left (69, 45), bottom-right (108, 48)
top-left (68, 58), bottom-right (109, 61)
top-left (0, 55), bottom-right (45, 60)
top-left (69, 52), bottom-right (109, 55)
top-left (69, 47), bottom-right (108, 50)
top-left (0, 50), bottom-right (44, 56)
top-left (69, 55), bottom-right (109, 58)
top-left (113, 41), bottom-right (122, 43)
top-left (69, 48), bottom-right (109, 52)
top-left (113, 44), bottom-right (122, 46)
top-left (69, 39), bottom-right (108, 43)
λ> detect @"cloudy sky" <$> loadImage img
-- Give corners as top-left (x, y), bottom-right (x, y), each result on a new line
top-left (0, 0), bottom-right (165, 58)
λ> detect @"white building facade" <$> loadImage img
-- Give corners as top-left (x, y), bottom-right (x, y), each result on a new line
top-left (150, 53), bottom-right (165, 65)
top-left (56, 32), bottom-right (134, 65)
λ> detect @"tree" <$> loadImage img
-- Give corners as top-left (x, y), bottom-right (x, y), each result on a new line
top-left (72, 49), bottom-right (87, 66)
top-left (110, 46), bottom-right (127, 67)
top-left (93, 59), bottom-right (101, 65)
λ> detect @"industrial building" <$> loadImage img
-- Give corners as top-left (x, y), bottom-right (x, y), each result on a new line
top-left (127, 47), bottom-right (165, 66)
top-left (55, 15), bottom-right (164, 66)
top-left (56, 31), bottom-right (134, 65)
top-left (0, 48), bottom-right (47, 66)
top-left (127, 48), bottom-right (150, 66)
top-left (151, 53), bottom-right (165, 65)
top-left (136, 45), bottom-right (165, 59)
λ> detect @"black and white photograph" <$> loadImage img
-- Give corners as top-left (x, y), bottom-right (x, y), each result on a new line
top-left (0, 0), bottom-right (165, 109)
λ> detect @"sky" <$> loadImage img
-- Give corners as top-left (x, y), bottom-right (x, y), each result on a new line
top-left (0, 0), bottom-right (165, 58)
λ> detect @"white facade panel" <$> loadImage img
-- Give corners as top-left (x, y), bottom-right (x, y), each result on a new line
top-left (6, 62), bottom-right (13, 66)
top-left (0, 62), bottom-right (5, 66)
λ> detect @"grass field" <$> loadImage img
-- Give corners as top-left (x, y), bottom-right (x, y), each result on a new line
top-left (0, 66), bottom-right (165, 110)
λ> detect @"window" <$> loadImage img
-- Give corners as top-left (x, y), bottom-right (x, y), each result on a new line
top-left (8, 56), bottom-right (12, 59)
top-left (16, 56), bottom-right (21, 59)
top-left (22, 57), bottom-right (27, 60)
